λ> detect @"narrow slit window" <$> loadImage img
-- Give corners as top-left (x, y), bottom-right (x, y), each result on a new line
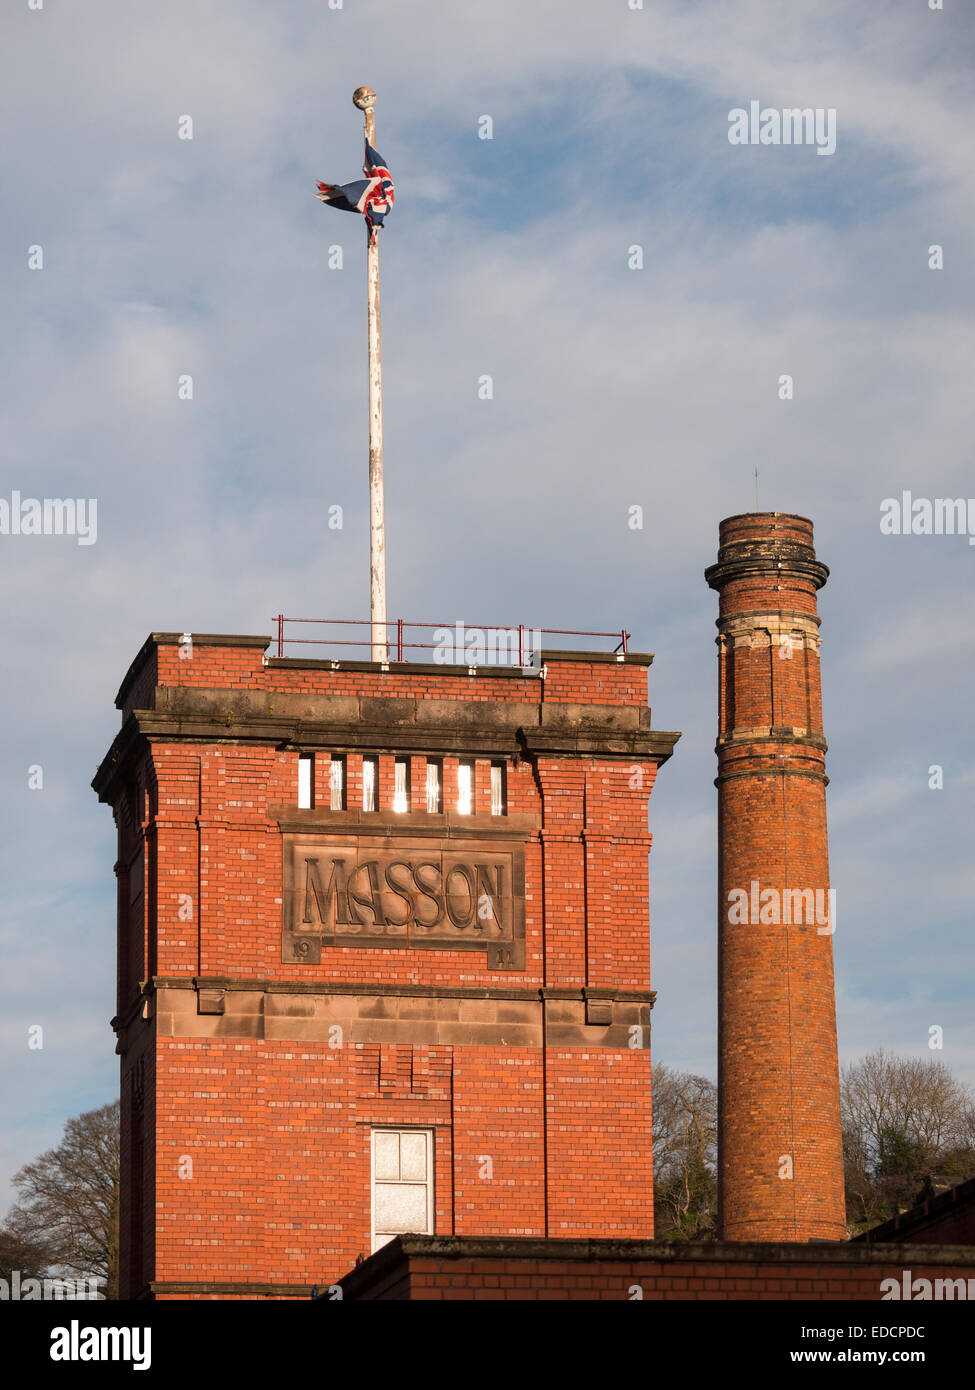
top-left (491, 762), bottom-right (506, 816)
top-left (329, 756), bottom-right (346, 811)
top-left (457, 761), bottom-right (473, 816)
top-left (425, 760), bottom-right (442, 814)
top-left (297, 754), bottom-right (314, 809)
top-left (393, 758), bottom-right (409, 813)
top-left (362, 756), bottom-right (377, 813)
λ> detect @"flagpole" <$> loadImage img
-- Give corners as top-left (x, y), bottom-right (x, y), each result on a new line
top-left (353, 85), bottom-right (388, 662)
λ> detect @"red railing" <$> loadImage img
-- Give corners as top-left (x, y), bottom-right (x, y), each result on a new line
top-left (271, 616), bottom-right (630, 664)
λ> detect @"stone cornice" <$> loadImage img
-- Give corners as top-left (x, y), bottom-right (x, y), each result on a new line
top-left (111, 976), bottom-right (656, 1042)
top-left (132, 976), bottom-right (655, 1003)
top-left (714, 607), bottom-right (822, 631)
top-left (518, 727), bottom-right (679, 759)
top-left (93, 703), bottom-right (681, 801)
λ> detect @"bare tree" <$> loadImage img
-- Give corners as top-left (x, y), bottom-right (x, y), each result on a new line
top-left (0, 1205), bottom-right (54, 1282)
top-left (841, 1050), bottom-right (975, 1232)
top-left (652, 1065), bottom-right (717, 1241)
top-left (2, 1101), bottom-right (119, 1298)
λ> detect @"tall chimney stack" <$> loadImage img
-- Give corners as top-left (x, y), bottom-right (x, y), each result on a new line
top-left (705, 512), bottom-right (846, 1242)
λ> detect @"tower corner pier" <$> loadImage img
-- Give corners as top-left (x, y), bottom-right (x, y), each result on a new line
top-left (93, 632), bottom-right (679, 1299)
top-left (706, 513), bottom-right (846, 1242)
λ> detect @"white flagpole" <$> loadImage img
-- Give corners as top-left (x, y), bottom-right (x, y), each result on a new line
top-left (353, 86), bottom-right (388, 662)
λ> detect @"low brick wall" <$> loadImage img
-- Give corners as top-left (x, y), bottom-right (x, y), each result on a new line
top-left (854, 1176), bottom-right (975, 1247)
top-left (333, 1236), bottom-right (975, 1301)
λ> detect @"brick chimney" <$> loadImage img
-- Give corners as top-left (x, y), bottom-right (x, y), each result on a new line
top-left (705, 513), bottom-right (846, 1241)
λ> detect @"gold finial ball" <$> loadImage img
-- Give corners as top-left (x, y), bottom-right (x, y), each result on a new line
top-left (353, 87), bottom-right (376, 111)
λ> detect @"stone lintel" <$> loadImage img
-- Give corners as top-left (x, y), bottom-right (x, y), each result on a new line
top-left (147, 1281), bottom-right (313, 1300)
top-left (274, 809), bottom-right (538, 838)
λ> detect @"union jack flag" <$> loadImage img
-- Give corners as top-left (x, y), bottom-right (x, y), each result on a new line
top-left (315, 141), bottom-right (394, 244)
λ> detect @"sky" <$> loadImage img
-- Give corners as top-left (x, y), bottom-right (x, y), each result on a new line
top-left (1, 0), bottom-right (973, 1210)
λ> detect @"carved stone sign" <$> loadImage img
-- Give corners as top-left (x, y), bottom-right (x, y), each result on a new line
top-left (282, 834), bottom-right (525, 969)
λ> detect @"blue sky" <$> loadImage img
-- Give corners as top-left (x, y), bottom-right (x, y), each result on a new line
top-left (1, 0), bottom-right (974, 1207)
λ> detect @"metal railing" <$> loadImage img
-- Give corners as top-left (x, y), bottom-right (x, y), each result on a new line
top-left (271, 616), bottom-right (630, 664)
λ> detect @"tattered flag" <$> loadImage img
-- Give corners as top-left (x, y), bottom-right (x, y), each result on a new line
top-left (316, 140), bottom-right (394, 244)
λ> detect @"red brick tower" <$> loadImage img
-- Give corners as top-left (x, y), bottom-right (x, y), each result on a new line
top-left (94, 630), bottom-right (678, 1298)
top-left (705, 514), bottom-right (846, 1242)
